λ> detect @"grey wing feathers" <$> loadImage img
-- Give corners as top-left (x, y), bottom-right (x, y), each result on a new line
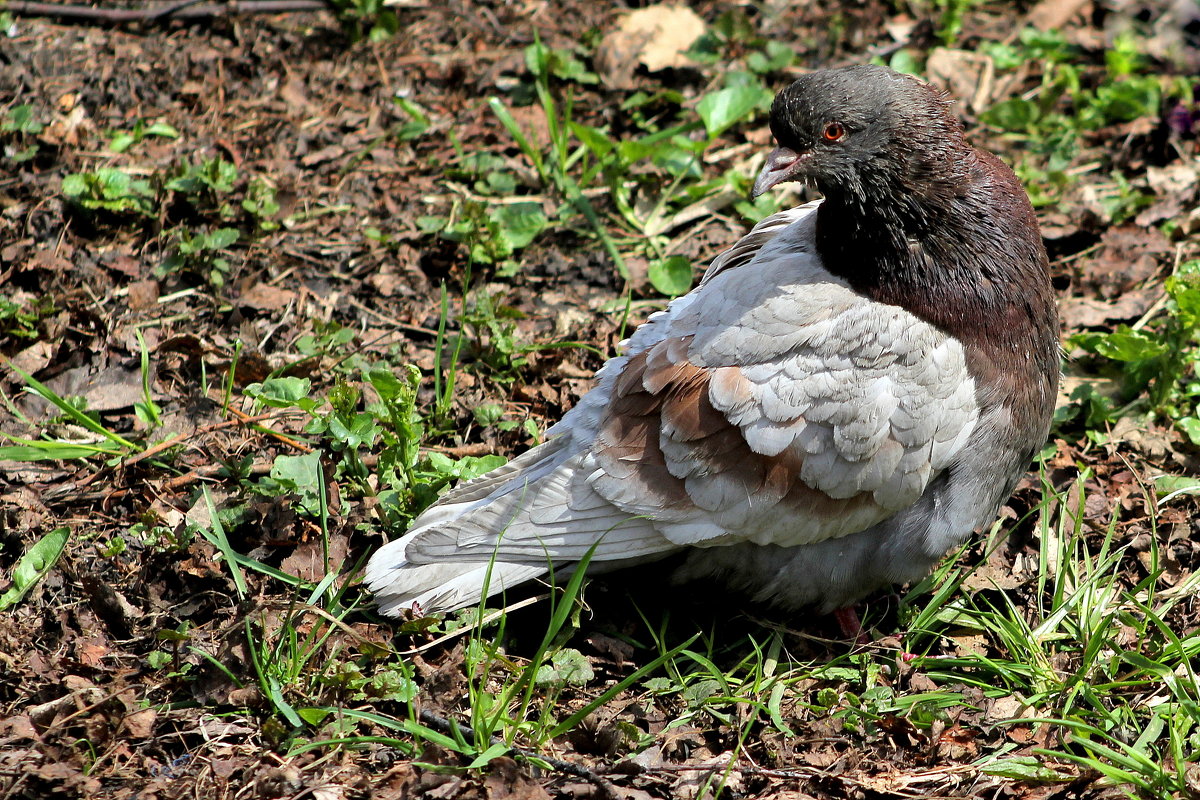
top-left (699, 202), bottom-right (821, 285)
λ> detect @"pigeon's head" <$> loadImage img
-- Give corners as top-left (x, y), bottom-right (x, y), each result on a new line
top-left (753, 65), bottom-right (966, 202)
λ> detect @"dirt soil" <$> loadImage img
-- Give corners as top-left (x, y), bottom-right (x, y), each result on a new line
top-left (2, 1), bottom-right (1200, 798)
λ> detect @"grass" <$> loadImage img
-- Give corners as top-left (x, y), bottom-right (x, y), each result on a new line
top-left (3, 7), bottom-right (1200, 798)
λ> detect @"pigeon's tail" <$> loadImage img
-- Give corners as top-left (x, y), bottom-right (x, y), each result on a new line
top-left (364, 435), bottom-right (675, 616)
top-left (365, 535), bottom-right (550, 616)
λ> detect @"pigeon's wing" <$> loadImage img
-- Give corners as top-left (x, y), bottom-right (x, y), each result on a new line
top-left (365, 202), bottom-right (979, 613)
top-left (364, 209), bottom-right (821, 614)
top-left (698, 200), bottom-right (822, 285)
top-left (587, 207), bottom-right (980, 548)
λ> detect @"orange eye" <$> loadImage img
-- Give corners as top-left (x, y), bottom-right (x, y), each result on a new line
top-left (823, 122), bottom-right (845, 141)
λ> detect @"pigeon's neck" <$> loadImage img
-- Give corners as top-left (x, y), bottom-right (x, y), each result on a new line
top-left (820, 167), bottom-right (1036, 331)
top-left (813, 156), bottom-right (1055, 364)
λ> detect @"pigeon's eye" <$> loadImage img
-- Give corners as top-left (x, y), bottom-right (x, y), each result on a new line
top-left (823, 122), bottom-right (846, 141)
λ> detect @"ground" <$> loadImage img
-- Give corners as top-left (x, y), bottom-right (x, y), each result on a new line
top-left (2, 1), bottom-right (1200, 798)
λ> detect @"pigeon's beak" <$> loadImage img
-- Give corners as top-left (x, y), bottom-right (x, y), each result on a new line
top-left (752, 146), bottom-right (804, 198)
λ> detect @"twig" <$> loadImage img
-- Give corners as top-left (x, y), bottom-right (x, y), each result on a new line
top-left (415, 709), bottom-right (619, 800)
top-left (4, 0), bottom-right (329, 23)
top-left (225, 405), bottom-right (313, 453)
top-left (393, 595), bottom-right (546, 656)
top-left (121, 409), bottom-right (304, 469)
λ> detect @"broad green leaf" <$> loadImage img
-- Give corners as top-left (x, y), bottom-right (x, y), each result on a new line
top-left (108, 132), bottom-right (136, 153)
top-left (746, 41), bottom-right (794, 74)
top-left (206, 227), bottom-right (239, 249)
top-left (1177, 417), bottom-right (1200, 446)
top-left (888, 49), bottom-right (923, 75)
top-left (535, 648), bottom-right (594, 686)
top-left (297, 707), bottom-right (332, 725)
top-left (416, 215), bottom-right (446, 234)
top-left (1072, 329), bottom-right (1167, 362)
top-left (145, 121), bottom-right (180, 138)
top-left (697, 85), bottom-right (765, 139)
top-left (60, 173), bottom-right (88, 197)
top-left (648, 255), bottom-right (693, 297)
top-left (467, 742), bottom-right (511, 769)
top-left (1157, 474), bottom-right (1200, 503)
top-left (982, 98), bottom-right (1040, 132)
top-left (570, 122), bottom-right (613, 157)
top-left (271, 451), bottom-right (322, 494)
top-left (3, 104), bottom-right (43, 134)
top-left (492, 202), bottom-right (547, 250)
top-left (251, 376), bottom-right (313, 407)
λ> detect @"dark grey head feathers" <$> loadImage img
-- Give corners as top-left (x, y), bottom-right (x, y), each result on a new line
top-left (754, 65), bottom-right (971, 205)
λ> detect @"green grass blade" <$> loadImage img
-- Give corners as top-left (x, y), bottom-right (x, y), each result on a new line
top-left (200, 487), bottom-right (249, 599)
top-left (0, 438), bottom-right (122, 461)
top-left (4, 359), bottom-right (139, 450)
top-left (487, 97), bottom-right (546, 183)
top-left (547, 631), bottom-right (700, 739)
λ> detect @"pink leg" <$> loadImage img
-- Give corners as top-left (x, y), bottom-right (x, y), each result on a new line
top-left (833, 606), bottom-right (870, 645)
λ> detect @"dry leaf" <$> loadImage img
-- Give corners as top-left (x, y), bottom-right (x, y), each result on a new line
top-left (123, 708), bottom-right (157, 739)
top-left (596, 5), bottom-right (706, 88)
top-left (925, 49), bottom-right (995, 113)
top-left (238, 283), bottom-right (297, 311)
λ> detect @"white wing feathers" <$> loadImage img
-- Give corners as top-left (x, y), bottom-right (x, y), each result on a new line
top-left (364, 201), bottom-right (980, 614)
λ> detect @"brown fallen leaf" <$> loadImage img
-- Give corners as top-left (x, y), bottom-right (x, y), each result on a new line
top-left (1026, 0), bottom-right (1091, 31)
top-left (1059, 287), bottom-right (1159, 330)
top-left (278, 534), bottom-right (350, 584)
top-left (237, 283), bottom-right (297, 312)
top-left (41, 362), bottom-right (146, 413)
top-left (482, 757), bottom-right (552, 800)
top-left (595, 5), bottom-right (706, 88)
top-left (126, 278), bottom-right (161, 310)
top-left (123, 708), bottom-right (156, 739)
top-left (8, 340), bottom-right (54, 376)
top-left (925, 48), bottom-right (995, 112)
top-left (1079, 224), bottom-right (1171, 299)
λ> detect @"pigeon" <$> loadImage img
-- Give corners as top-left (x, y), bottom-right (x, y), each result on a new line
top-left (365, 65), bottom-right (1060, 622)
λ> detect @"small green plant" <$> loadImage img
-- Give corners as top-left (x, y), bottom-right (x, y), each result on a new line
top-left (460, 291), bottom-right (531, 381)
top-left (166, 155), bottom-right (238, 214)
top-left (1067, 260), bottom-right (1200, 444)
top-left (107, 119), bottom-right (180, 153)
top-left (0, 294), bottom-right (52, 339)
top-left (294, 321), bottom-right (358, 363)
top-left (327, 0), bottom-right (398, 41)
top-left (2, 103), bottom-right (43, 162)
top-left (61, 167), bottom-right (156, 216)
top-left (934, 0), bottom-right (985, 45)
top-left (242, 178), bottom-right (282, 230)
top-left (478, 38), bottom-right (774, 292)
top-left (242, 370), bottom-right (504, 529)
top-left (128, 521), bottom-right (193, 553)
top-left (158, 226), bottom-right (239, 287)
top-left (978, 28), bottom-right (1185, 209)
top-left (421, 200), bottom-right (548, 276)
top-left (392, 98), bottom-right (431, 141)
